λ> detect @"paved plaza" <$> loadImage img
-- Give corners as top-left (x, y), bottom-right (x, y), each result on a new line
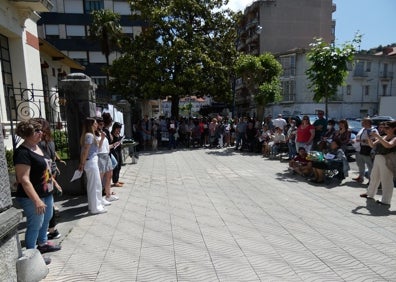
top-left (39, 148), bottom-right (396, 281)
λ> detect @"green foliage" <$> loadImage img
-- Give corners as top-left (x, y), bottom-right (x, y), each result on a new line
top-left (6, 149), bottom-right (14, 173)
top-left (109, 0), bottom-right (238, 118)
top-left (53, 130), bottom-right (69, 159)
top-left (235, 53), bottom-right (282, 106)
top-left (305, 34), bottom-right (361, 115)
top-left (89, 9), bottom-right (123, 66)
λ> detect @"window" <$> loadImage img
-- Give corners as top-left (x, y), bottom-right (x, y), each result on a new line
top-left (279, 55), bottom-right (295, 77)
top-left (382, 84), bottom-right (388, 96)
top-left (365, 62), bottom-right (371, 72)
top-left (346, 85), bottom-right (351, 95)
top-left (114, 1), bottom-right (131, 15)
top-left (0, 34), bottom-right (15, 119)
top-left (364, 85), bottom-right (369, 96)
top-left (64, 0), bottom-right (83, 13)
top-left (84, 0), bottom-right (104, 14)
top-left (66, 25), bottom-right (86, 38)
top-left (122, 26), bottom-right (133, 35)
top-left (68, 51), bottom-right (88, 65)
top-left (89, 51), bottom-right (106, 63)
top-left (45, 25), bottom-right (59, 38)
top-left (281, 80), bottom-right (295, 101)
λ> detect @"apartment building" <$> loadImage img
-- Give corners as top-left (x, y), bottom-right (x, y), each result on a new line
top-left (235, 0), bottom-right (335, 117)
top-left (270, 47), bottom-right (396, 119)
top-left (37, 0), bottom-right (142, 95)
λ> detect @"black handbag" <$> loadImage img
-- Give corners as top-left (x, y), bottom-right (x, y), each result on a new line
top-left (360, 145), bottom-right (372, 156)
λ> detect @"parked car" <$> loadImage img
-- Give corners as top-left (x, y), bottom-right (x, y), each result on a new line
top-left (370, 116), bottom-right (394, 127)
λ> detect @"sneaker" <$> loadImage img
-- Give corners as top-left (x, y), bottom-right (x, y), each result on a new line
top-left (37, 242), bottom-right (61, 254)
top-left (105, 195), bottom-right (119, 202)
top-left (102, 198), bottom-right (112, 206)
top-left (90, 209), bottom-right (107, 215)
top-left (47, 229), bottom-right (61, 240)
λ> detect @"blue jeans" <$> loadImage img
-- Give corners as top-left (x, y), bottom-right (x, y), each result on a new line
top-left (17, 195), bottom-right (53, 249)
top-left (288, 142), bottom-right (297, 158)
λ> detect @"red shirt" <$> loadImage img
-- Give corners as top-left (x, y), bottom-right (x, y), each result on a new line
top-left (293, 155), bottom-right (309, 165)
top-left (296, 125), bottom-right (314, 143)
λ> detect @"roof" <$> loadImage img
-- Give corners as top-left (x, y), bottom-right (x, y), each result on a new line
top-left (39, 39), bottom-right (85, 71)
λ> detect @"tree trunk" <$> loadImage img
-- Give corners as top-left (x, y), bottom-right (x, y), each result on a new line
top-left (171, 96), bottom-right (180, 119)
top-left (325, 96), bottom-right (329, 119)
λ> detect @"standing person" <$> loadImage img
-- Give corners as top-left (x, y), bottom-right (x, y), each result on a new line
top-left (353, 118), bottom-right (377, 183)
top-left (208, 118), bottom-right (218, 147)
top-left (272, 114), bottom-right (287, 132)
top-left (35, 118), bottom-right (65, 240)
top-left (140, 115), bottom-right (152, 150)
top-left (78, 117), bottom-right (107, 214)
top-left (14, 119), bottom-right (61, 257)
top-left (360, 121), bottom-right (396, 206)
top-left (110, 122), bottom-right (124, 187)
top-left (312, 110), bottom-right (327, 150)
top-left (296, 115), bottom-right (315, 152)
top-left (235, 117), bottom-right (247, 150)
top-left (286, 119), bottom-right (297, 159)
top-left (96, 117), bottom-right (119, 202)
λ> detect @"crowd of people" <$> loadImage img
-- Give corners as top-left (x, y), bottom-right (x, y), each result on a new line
top-left (13, 114), bottom-right (126, 265)
top-left (12, 112), bottom-right (396, 267)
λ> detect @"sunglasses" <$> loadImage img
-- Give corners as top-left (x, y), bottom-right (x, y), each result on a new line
top-left (34, 129), bottom-right (42, 133)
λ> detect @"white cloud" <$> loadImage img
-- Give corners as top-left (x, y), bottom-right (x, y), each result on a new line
top-left (225, 0), bottom-right (253, 11)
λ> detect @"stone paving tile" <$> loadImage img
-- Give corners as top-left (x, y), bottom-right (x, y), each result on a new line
top-left (39, 149), bottom-right (396, 281)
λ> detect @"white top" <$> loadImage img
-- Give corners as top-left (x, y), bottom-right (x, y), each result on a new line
top-left (98, 136), bottom-right (110, 154)
top-left (272, 118), bottom-right (287, 130)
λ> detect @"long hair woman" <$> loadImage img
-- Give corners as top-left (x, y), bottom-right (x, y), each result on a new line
top-left (78, 117), bottom-right (107, 214)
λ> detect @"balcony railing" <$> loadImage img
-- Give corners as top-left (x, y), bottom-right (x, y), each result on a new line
top-left (379, 71), bottom-right (393, 79)
top-left (353, 70), bottom-right (368, 78)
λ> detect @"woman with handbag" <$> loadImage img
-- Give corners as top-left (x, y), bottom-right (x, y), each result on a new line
top-left (353, 118), bottom-right (378, 184)
top-left (360, 121), bottom-right (396, 206)
top-left (96, 117), bottom-right (120, 202)
top-left (14, 119), bottom-right (61, 258)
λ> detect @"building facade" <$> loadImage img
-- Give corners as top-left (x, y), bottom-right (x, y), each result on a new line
top-left (235, 0), bottom-right (335, 118)
top-left (0, 0), bottom-right (53, 279)
top-left (37, 0), bottom-right (142, 99)
top-left (269, 48), bottom-right (396, 120)
top-left (237, 0), bottom-right (335, 55)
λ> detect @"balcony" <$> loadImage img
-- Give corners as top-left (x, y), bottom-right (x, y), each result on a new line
top-left (353, 69), bottom-right (368, 79)
top-left (9, 0), bottom-right (53, 12)
top-left (379, 71), bottom-right (393, 80)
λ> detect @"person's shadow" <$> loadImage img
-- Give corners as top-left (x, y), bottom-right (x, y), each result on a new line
top-left (352, 199), bottom-right (396, 216)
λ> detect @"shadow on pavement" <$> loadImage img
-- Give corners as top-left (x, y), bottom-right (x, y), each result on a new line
top-left (352, 199), bottom-right (396, 216)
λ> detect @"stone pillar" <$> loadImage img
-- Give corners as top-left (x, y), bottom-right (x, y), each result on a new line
top-left (58, 73), bottom-right (96, 195)
top-left (0, 124), bottom-right (22, 281)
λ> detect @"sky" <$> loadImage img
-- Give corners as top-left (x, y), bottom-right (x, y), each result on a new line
top-left (225, 0), bottom-right (396, 50)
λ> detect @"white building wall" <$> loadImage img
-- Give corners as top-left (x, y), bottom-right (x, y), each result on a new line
top-left (271, 51), bottom-right (396, 120)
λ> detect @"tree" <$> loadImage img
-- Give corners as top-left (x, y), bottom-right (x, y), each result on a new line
top-left (235, 53), bottom-right (282, 111)
top-left (89, 9), bottom-right (122, 79)
top-left (305, 35), bottom-right (361, 118)
top-left (109, 0), bottom-right (238, 118)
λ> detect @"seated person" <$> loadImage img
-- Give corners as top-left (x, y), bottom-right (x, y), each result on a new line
top-left (289, 147), bottom-right (312, 177)
top-left (310, 139), bottom-right (350, 183)
top-left (317, 119), bottom-right (336, 151)
top-left (259, 125), bottom-right (272, 157)
top-left (268, 127), bottom-right (286, 156)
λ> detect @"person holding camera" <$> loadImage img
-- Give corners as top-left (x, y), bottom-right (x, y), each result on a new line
top-left (353, 118), bottom-right (377, 184)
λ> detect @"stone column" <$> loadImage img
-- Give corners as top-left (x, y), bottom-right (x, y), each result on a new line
top-left (0, 124), bottom-right (22, 281)
top-left (57, 73), bottom-right (96, 195)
